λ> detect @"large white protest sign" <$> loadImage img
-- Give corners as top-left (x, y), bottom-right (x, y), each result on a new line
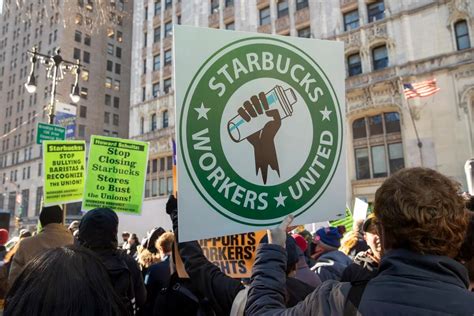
top-left (353, 198), bottom-right (369, 221)
top-left (175, 25), bottom-right (346, 241)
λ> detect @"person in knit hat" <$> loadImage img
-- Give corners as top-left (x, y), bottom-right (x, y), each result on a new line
top-left (292, 234), bottom-right (322, 288)
top-left (309, 226), bottom-right (352, 282)
top-left (0, 229), bottom-right (9, 261)
top-left (8, 205), bottom-right (73, 285)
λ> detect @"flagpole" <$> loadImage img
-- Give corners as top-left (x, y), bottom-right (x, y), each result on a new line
top-left (407, 99), bottom-right (424, 167)
top-left (399, 78), bottom-right (424, 167)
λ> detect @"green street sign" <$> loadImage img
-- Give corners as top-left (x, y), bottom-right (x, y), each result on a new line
top-left (36, 122), bottom-right (66, 144)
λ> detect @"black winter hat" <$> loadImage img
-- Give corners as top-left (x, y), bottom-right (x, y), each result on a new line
top-left (260, 234), bottom-right (299, 272)
top-left (39, 205), bottom-right (63, 227)
top-left (78, 208), bottom-right (118, 250)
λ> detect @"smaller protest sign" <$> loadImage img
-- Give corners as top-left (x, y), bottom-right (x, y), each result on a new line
top-left (82, 136), bottom-right (149, 214)
top-left (36, 122), bottom-right (66, 144)
top-left (353, 198), bottom-right (369, 221)
top-left (43, 140), bottom-right (86, 206)
top-left (198, 231), bottom-right (266, 278)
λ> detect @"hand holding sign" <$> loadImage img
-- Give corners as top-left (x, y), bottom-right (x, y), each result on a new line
top-left (268, 214), bottom-right (294, 248)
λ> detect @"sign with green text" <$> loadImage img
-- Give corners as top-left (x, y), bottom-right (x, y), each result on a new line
top-left (175, 25), bottom-right (346, 241)
top-left (37, 122), bottom-right (66, 144)
top-left (82, 136), bottom-right (149, 214)
top-left (43, 140), bottom-right (86, 206)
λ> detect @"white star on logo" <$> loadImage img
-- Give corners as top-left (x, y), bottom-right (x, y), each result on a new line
top-left (274, 192), bottom-right (287, 208)
top-left (320, 106), bottom-right (332, 121)
top-left (194, 103), bottom-right (210, 120)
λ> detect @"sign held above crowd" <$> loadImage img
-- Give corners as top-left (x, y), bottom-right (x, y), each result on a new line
top-left (174, 25), bottom-right (346, 241)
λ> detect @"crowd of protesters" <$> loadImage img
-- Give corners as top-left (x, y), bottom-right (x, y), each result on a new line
top-left (0, 167), bottom-right (473, 315)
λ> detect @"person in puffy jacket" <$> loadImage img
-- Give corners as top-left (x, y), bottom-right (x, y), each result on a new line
top-left (245, 168), bottom-right (474, 315)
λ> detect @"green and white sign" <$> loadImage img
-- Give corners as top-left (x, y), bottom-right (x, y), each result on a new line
top-left (36, 122), bottom-right (66, 144)
top-left (175, 26), bottom-right (346, 241)
top-left (82, 136), bottom-right (149, 214)
top-left (43, 140), bottom-right (86, 206)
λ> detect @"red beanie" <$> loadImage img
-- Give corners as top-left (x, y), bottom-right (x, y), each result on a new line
top-left (0, 229), bottom-right (9, 245)
top-left (292, 234), bottom-right (308, 253)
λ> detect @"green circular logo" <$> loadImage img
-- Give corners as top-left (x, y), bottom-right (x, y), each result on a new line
top-left (180, 37), bottom-right (342, 226)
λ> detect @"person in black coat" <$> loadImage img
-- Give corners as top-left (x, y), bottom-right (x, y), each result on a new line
top-left (166, 195), bottom-right (314, 315)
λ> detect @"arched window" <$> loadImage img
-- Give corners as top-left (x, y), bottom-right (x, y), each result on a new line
top-left (162, 110), bottom-right (169, 128)
top-left (151, 113), bottom-right (157, 131)
top-left (454, 20), bottom-right (471, 51)
top-left (353, 112), bottom-right (403, 180)
top-left (140, 117), bottom-right (144, 134)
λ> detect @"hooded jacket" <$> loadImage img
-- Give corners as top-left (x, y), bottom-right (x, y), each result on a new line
top-left (245, 245), bottom-right (474, 315)
top-left (78, 208), bottom-right (146, 309)
top-left (311, 250), bottom-right (352, 282)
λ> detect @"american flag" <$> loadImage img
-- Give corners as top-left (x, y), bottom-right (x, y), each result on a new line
top-left (403, 79), bottom-right (440, 99)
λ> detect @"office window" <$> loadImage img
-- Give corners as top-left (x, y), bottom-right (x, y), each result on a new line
top-left (165, 0), bottom-right (172, 9)
top-left (84, 34), bottom-right (91, 46)
top-left (296, 0), bottom-right (308, 10)
top-left (107, 60), bottom-right (113, 71)
top-left (344, 10), bottom-right (359, 31)
top-left (35, 186), bottom-right (43, 215)
top-left (259, 7), bottom-right (271, 26)
top-left (79, 105), bottom-right (87, 118)
top-left (81, 69), bottom-right (89, 81)
top-left (210, 0), bottom-right (219, 14)
top-left (297, 27), bottom-right (311, 38)
top-left (105, 77), bottom-right (112, 88)
top-left (104, 112), bottom-right (110, 124)
top-left (115, 63), bottom-right (121, 74)
top-left (353, 112), bottom-right (403, 180)
top-left (160, 157), bottom-right (165, 171)
top-left (167, 177), bottom-right (173, 194)
top-left (83, 51), bottom-right (90, 63)
top-left (164, 50), bottom-right (172, 65)
top-left (107, 43), bottom-right (114, 54)
top-left (116, 31), bottom-right (123, 43)
top-left (140, 117), bottom-right (145, 134)
top-left (114, 79), bottom-right (120, 91)
top-left (154, 0), bottom-right (161, 16)
top-left (164, 78), bottom-right (172, 94)
top-left (226, 22), bottom-right (235, 30)
top-left (165, 22), bottom-right (172, 37)
top-left (152, 83), bottom-right (160, 98)
top-left (78, 124), bottom-right (85, 137)
top-left (152, 179), bottom-right (158, 196)
top-left (151, 113), bottom-right (157, 131)
top-left (154, 27), bottom-right (161, 42)
top-left (73, 48), bottom-right (81, 59)
top-left (163, 110), bottom-right (169, 128)
top-left (153, 54), bottom-right (160, 71)
top-left (347, 53), bottom-right (362, 76)
top-left (74, 30), bottom-right (82, 42)
top-left (455, 20), bottom-right (471, 50)
top-left (113, 114), bottom-right (119, 126)
top-left (113, 97), bottom-right (119, 108)
top-left (145, 180), bottom-right (150, 197)
top-left (225, 0), bottom-right (234, 7)
top-left (116, 47), bottom-right (122, 58)
top-left (372, 45), bottom-right (388, 70)
top-left (142, 87), bottom-right (146, 102)
top-left (152, 159), bottom-right (158, 172)
top-left (105, 94), bottom-right (111, 106)
top-left (159, 178), bottom-right (165, 195)
top-left (367, 1), bottom-right (385, 23)
top-left (167, 156), bottom-right (172, 170)
top-left (277, 1), bottom-right (289, 18)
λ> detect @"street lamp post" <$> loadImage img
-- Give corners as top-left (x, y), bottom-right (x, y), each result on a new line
top-left (25, 46), bottom-right (83, 124)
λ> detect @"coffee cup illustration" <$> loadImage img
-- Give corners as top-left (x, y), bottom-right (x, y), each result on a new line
top-left (227, 85), bottom-right (297, 143)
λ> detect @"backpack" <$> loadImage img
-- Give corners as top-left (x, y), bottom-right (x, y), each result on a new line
top-left (153, 272), bottom-right (215, 316)
top-left (101, 253), bottom-right (136, 315)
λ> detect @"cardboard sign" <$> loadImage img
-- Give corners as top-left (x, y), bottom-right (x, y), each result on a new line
top-left (175, 26), bottom-right (346, 241)
top-left (43, 140), bottom-right (86, 206)
top-left (198, 231), bottom-right (266, 278)
top-left (36, 122), bottom-right (66, 144)
top-left (82, 136), bottom-right (149, 214)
